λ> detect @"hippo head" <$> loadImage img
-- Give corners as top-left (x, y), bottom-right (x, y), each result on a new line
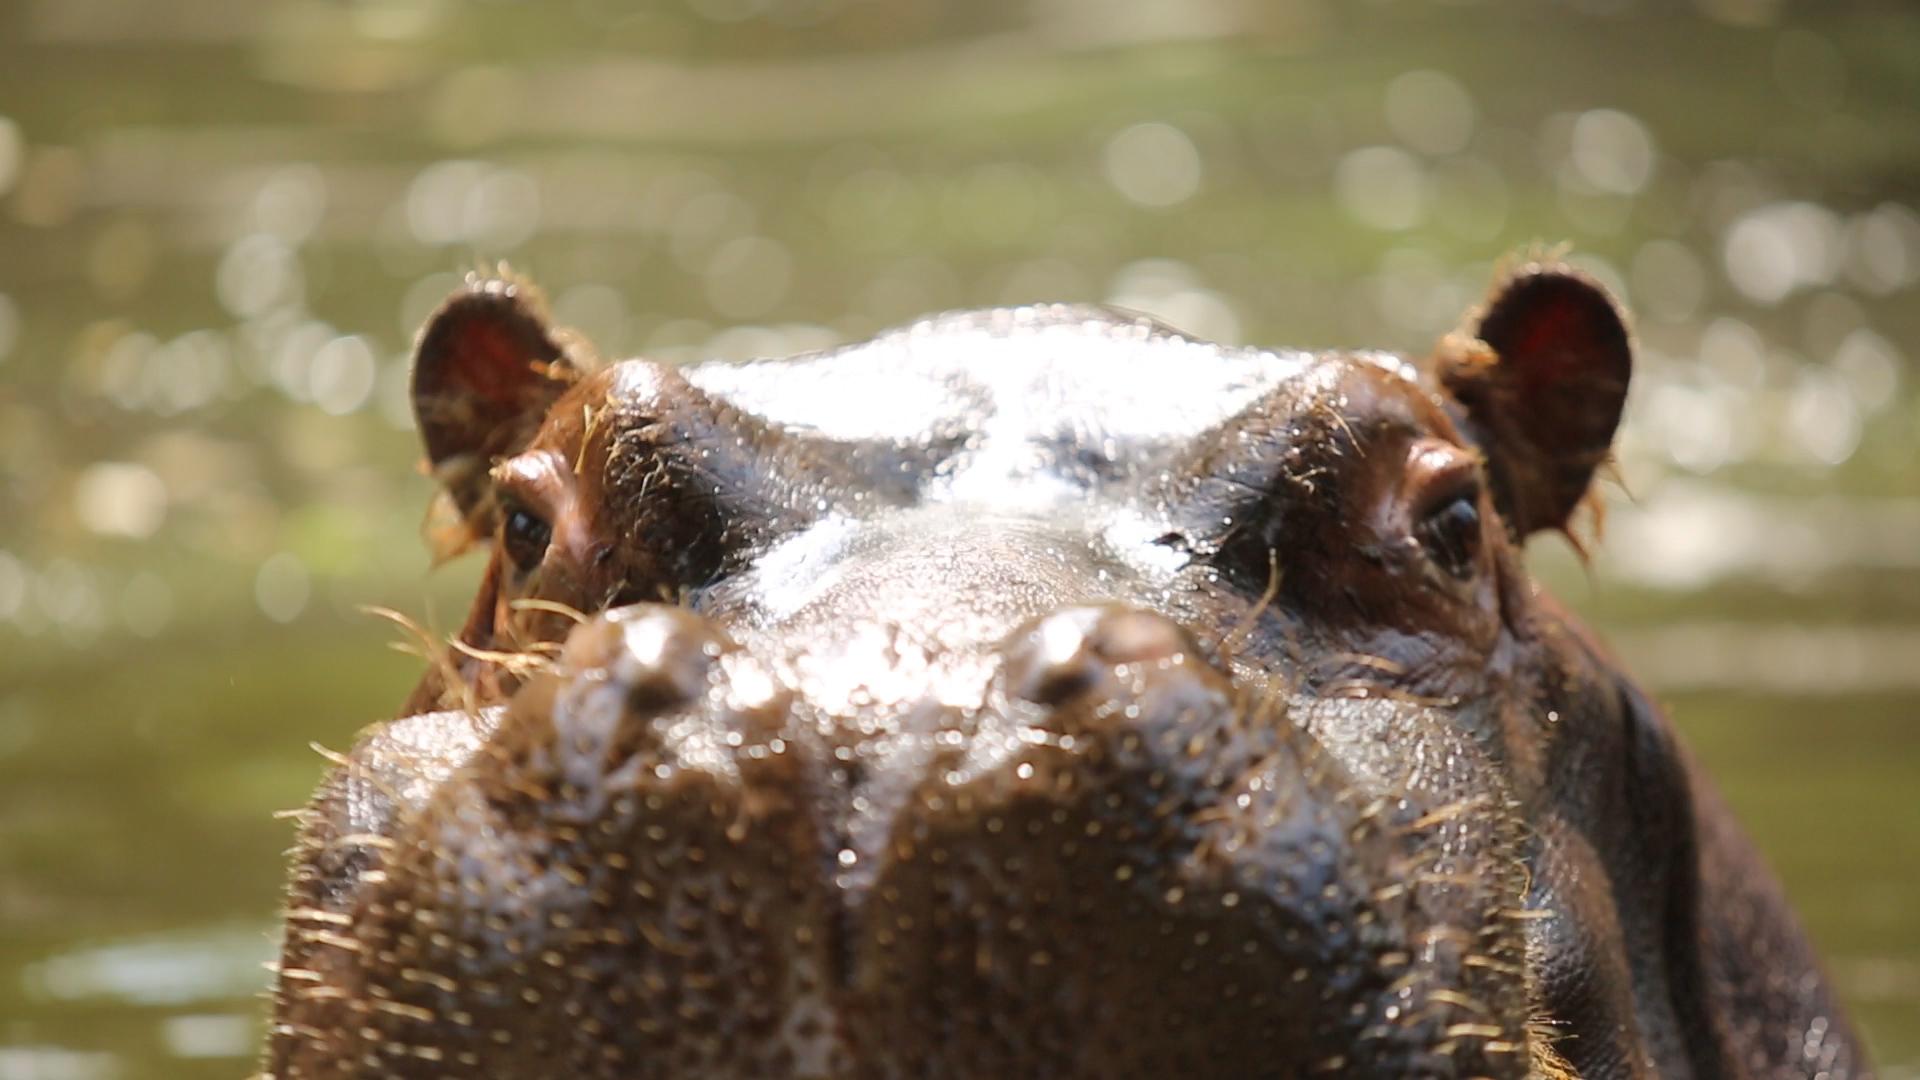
top-left (265, 265), bottom-right (1861, 1078)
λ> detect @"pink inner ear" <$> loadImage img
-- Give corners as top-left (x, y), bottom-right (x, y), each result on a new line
top-left (413, 289), bottom-right (572, 519)
top-left (443, 312), bottom-right (557, 409)
top-left (1477, 272), bottom-right (1630, 417)
top-left (1513, 311), bottom-right (1574, 371)
top-left (1454, 268), bottom-right (1632, 536)
top-left (439, 305), bottom-right (564, 413)
top-left (1495, 284), bottom-right (1619, 385)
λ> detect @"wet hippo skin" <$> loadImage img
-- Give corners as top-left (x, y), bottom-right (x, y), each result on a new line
top-left (261, 263), bottom-right (1866, 1078)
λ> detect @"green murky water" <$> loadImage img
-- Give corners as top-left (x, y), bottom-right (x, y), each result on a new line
top-left (1, 1), bottom-right (1916, 1075)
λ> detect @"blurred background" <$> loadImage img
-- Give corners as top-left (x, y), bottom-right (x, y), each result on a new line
top-left (0, 0), bottom-right (1915, 1075)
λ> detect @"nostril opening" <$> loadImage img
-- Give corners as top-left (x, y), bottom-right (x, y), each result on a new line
top-left (1094, 609), bottom-right (1190, 666)
top-left (1007, 608), bottom-right (1103, 707)
top-left (1005, 606), bottom-right (1198, 707)
top-left (558, 606), bottom-right (728, 714)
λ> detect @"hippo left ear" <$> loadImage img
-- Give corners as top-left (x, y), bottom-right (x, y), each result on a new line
top-left (412, 275), bottom-right (581, 556)
top-left (1438, 265), bottom-right (1632, 537)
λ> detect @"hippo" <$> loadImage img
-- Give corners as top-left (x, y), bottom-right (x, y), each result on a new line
top-left (262, 262), bottom-right (1865, 1078)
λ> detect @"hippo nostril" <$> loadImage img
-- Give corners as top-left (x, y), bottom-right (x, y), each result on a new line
top-left (1094, 608), bottom-right (1194, 665)
top-left (1006, 605), bottom-right (1198, 707)
top-left (559, 604), bottom-right (731, 713)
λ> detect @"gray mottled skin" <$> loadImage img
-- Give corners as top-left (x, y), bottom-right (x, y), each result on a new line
top-left (262, 267), bottom-right (1866, 1078)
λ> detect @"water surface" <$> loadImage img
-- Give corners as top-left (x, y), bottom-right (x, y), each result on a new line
top-left (0, 1), bottom-right (1915, 1074)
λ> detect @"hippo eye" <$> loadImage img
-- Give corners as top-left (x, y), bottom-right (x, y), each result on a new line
top-left (1414, 486), bottom-right (1482, 580)
top-left (502, 504), bottom-right (552, 572)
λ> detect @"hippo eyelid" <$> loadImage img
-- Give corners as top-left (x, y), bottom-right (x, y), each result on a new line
top-left (489, 450), bottom-right (576, 524)
top-left (490, 449), bottom-right (572, 573)
top-left (1405, 440), bottom-right (1484, 520)
top-left (490, 448), bottom-right (571, 496)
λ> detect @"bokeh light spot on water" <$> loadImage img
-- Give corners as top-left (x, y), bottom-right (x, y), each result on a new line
top-left (33, 559), bottom-right (106, 644)
top-left (1833, 329), bottom-right (1903, 413)
top-left (673, 189), bottom-right (760, 269)
top-left (0, 1046), bottom-right (119, 1080)
top-left (96, 331), bottom-right (157, 411)
top-left (25, 926), bottom-right (273, 1008)
top-left (149, 331), bottom-right (232, 416)
top-left (1643, 379), bottom-right (1737, 474)
top-left (1333, 146), bottom-right (1427, 231)
top-left (0, 292), bottom-right (18, 363)
top-left (1723, 200), bottom-right (1842, 306)
top-left (1384, 70), bottom-right (1476, 157)
top-left (1801, 290), bottom-right (1865, 359)
top-left (1786, 368), bottom-right (1863, 467)
top-left (160, 1013), bottom-right (256, 1060)
top-left (247, 163), bottom-right (328, 245)
top-left (405, 160), bottom-right (541, 249)
top-left (309, 335), bottom-right (379, 416)
top-left (398, 270), bottom-right (465, 339)
top-left (347, 0), bottom-right (447, 41)
top-left (268, 321), bottom-right (339, 405)
top-left (467, 167), bottom-right (541, 250)
top-left (1568, 108), bottom-right (1657, 196)
top-left (10, 145), bottom-right (83, 228)
top-left (1699, 316), bottom-right (1769, 389)
top-left (0, 550), bottom-right (25, 621)
top-left (1842, 202), bottom-right (1920, 296)
top-left (74, 462), bottom-right (168, 540)
top-left (1105, 259), bottom-right (1241, 346)
top-left (1103, 121), bottom-right (1203, 209)
top-left (254, 552), bottom-right (311, 623)
top-left (0, 115), bottom-right (22, 196)
top-left (216, 234), bottom-right (301, 319)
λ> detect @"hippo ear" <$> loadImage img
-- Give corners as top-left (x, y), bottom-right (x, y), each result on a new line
top-left (412, 277), bottom-right (578, 543)
top-left (1438, 265), bottom-right (1632, 537)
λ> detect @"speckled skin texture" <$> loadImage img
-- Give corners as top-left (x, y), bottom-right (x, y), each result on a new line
top-left (263, 268), bottom-right (1866, 1078)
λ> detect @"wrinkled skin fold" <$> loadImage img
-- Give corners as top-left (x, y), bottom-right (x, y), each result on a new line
top-left (263, 266), bottom-right (1865, 1078)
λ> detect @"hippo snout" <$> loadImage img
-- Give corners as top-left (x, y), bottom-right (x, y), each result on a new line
top-left (314, 602), bottom-right (1528, 1077)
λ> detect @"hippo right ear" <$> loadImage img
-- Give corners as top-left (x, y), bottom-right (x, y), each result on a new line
top-left (412, 277), bottom-right (578, 553)
top-left (1437, 264), bottom-right (1632, 538)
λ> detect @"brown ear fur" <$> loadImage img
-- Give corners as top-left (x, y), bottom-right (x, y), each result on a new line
top-left (1439, 263), bottom-right (1632, 538)
top-left (412, 275), bottom-right (578, 538)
